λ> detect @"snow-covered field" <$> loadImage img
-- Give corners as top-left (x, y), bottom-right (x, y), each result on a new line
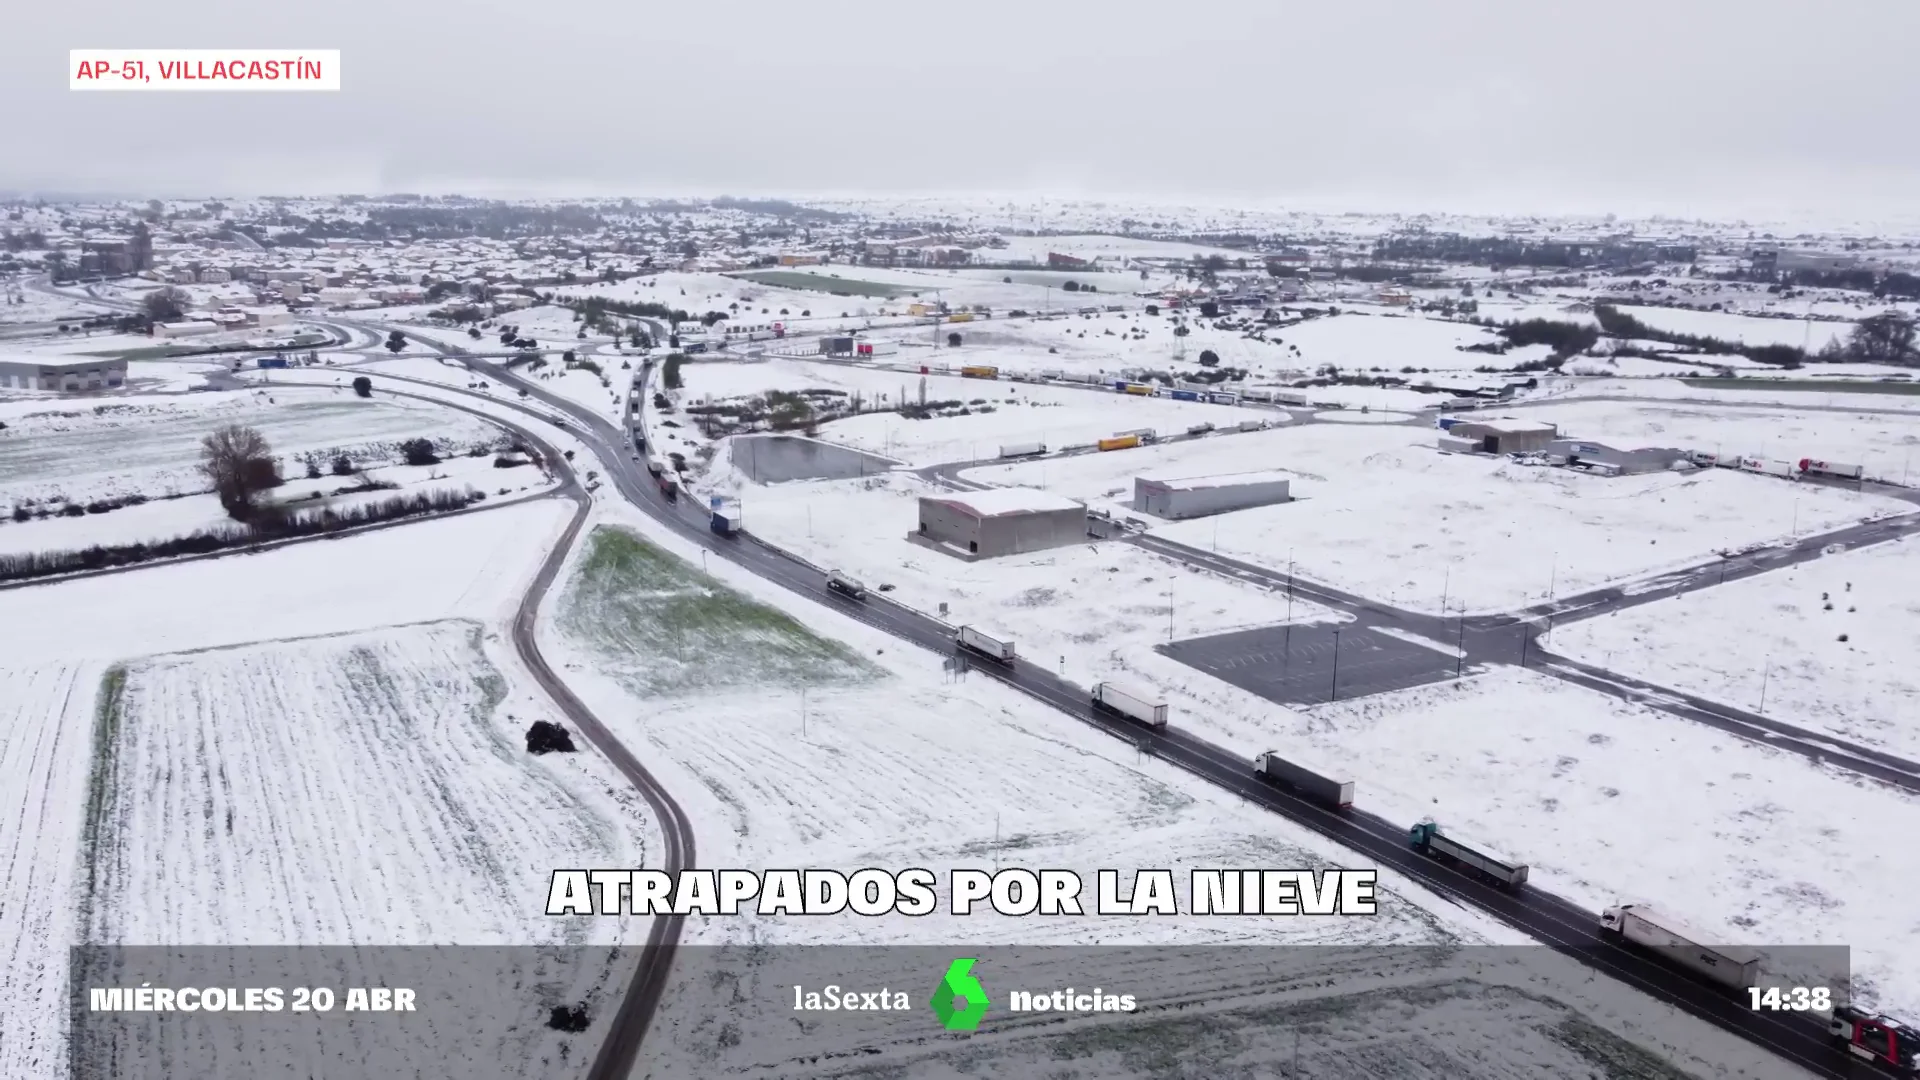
top-left (1504, 398), bottom-right (1920, 484)
top-left (0, 389), bottom-right (504, 510)
top-left (0, 451), bottom-right (548, 557)
top-left (1551, 536), bottom-right (1920, 758)
top-left (1270, 667), bottom-right (1920, 1019)
top-left (1613, 305), bottom-right (1855, 351)
top-left (0, 499), bottom-right (639, 1080)
top-left (545, 508), bottom-right (1823, 1080)
top-left (965, 422), bottom-right (1908, 613)
top-left (546, 516), bottom-right (1463, 949)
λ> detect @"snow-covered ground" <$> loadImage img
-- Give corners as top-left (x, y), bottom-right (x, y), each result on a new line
top-left (545, 512), bottom-right (1470, 949)
top-left (0, 389), bottom-right (504, 510)
top-left (1546, 375), bottom-right (1920, 414)
top-left (709, 466), bottom-right (1340, 681)
top-left (1270, 667), bottom-right (1920, 1019)
top-left (546, 504), bottom-right (1825, 1080)
top-left (0, 499), bottom-right (647, 1080)
top-left (1551, 536), bottom-right (1920, 758)
top-left (1613, 305), bottom-right (1856, 351)
top-left (658, 354), bottom-right (1283, 466)
top-left (0, 451), bottom-right (552, 557)
top-left (964, 421), bottom-right (1909, 613)
top-left (1504, 398), bottom-right (1920, 484)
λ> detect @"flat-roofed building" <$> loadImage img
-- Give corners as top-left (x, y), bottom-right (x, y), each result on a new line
top-left (913, 487), bottom-right (1089, 559)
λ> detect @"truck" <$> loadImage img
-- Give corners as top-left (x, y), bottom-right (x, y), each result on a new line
top-left (656, 473), bottom-right (678, 501)
top-left (256, 355), bottom-right (288, 369)
top-left (960, 365), bottom-right (999, 379)
top-left (1830, 1006), bottom-right (1920, 1074)
top-left (1091, 681), bottom-right (1169, 729)
top-left (1236, 419), bottom-right (1267, 432)
top-left (1407, 821), bottom-right (1529, 888)
top-left (1737, 456), bottom-right (1801, 479)
top-left (1207, 391), bottom-right (1239, 405)
top-left (1254, 751), bottom-right (1354, 810)
top-left (1274, 393), bottom-right (1309, 407)
top-left (644, 457), bottom-right (666, 477)
top-left (1123, 383), bottom-right (1155, 396)
top-left (825, 570), bottom-right (866, 599)
top-left (1186, 423), bottom-right (1216, 436)
top-left (1598, 904), bottom-right (1763, 989)
top-left (955, 625), bottom-right (1015, 664)
top-left (1801, 458), bottom-right (1864, 480)
top-left (1169, 389), bottom-right (1201, 402)
top-left (1115, 428), bottom-right (1158, 444)
top-left (1097, 435), bottom-right (1142, 452)
top-left (709, 508), bottom-right (741, 536)
top-left (998, 442), bottom-right (1047, 459)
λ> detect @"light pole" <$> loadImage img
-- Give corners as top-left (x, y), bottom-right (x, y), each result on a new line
top-left (1758, 661), bottom-right (1771, 714)
top-left (1329, 628), bottom-right (1342, 703)
top-left (1455, 609), bottom-right (1465, 679)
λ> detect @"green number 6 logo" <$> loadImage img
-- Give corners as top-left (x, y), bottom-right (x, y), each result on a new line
top-left (930, 957), bottom-right (990, 1031)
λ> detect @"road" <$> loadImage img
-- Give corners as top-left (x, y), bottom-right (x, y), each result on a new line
top-left (913, 442), bottom-right (1920, 792)
top-left (333, 338), bottom-right (1862, 1079)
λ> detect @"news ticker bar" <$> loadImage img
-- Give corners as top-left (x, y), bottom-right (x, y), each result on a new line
top-left (70, 50), bottom-right (341, 91)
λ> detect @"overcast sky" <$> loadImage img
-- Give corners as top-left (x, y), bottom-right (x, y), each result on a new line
top-left (9, 0), bottom-right (1919, 223)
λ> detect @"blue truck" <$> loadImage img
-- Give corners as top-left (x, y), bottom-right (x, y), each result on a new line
top-left (710, 508), bottom-right (740, 536)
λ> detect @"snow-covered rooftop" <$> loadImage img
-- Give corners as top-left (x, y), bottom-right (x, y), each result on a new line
top-left (1138, 469), bottom-right (1296, 491)
top-left (1464, 417), bottom-right (1558, 435)
top-left (928, 487), bottom-right (1084, 517)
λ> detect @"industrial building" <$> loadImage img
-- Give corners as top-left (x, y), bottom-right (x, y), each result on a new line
top-left (1133, 470), bottom-right (1293, 520)
top-left (913, 488), bottom-right (1089, 560)
top-left (1440, 417), bottom-right (1559, 455)
top-left (0, 357), bottom-right (128, 391)
top-left (1545, 439), bottom-right (1691, 475)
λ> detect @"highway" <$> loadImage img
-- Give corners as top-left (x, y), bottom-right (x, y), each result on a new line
top-left (351, 341), bottom-right (1862, 1079)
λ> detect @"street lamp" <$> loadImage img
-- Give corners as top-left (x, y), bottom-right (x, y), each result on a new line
top-left (1329, 628), bottom-right (1342, 703)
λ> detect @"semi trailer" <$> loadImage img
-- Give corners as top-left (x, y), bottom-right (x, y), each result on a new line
top-left (998, 442), bottom-right (1047, 458)
top-left (1598, 904), bottom-right (1763, 989)
top-left (1253, 751), bottom-right (1354, 810)
top-left (709, 509), bottom-right (741, 536)
top-left (1407, 821), bottom-right (1529, 888)
top-left (955, 625), bottom-right (1016, 664)
top-left (1090, 681), bottom-right (1169, 729)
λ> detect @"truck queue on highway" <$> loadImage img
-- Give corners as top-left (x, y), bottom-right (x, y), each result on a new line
top-left (624, 347), bottom-right (1916, 1079)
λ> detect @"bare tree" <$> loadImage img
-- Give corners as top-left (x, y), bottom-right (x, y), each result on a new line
top-left (198, 424), bottom-right (277, 520)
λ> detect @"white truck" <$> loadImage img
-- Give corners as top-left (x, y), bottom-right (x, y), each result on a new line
top-left (1254, 751), bottom-right (1354, 810)
top-left (955, 625), bottom-right (1015, 664)
top-left (1091, 681), bottom-right (1169, 729)
top-left (998, 442), bottom-right (1047, 459)
top-left (1802, 458), bottom-right (1865, 480)
top-left (1407, 821), bottom-right (1528, 889)
top-left (1599, 903), bottom-right (1763, 989)
top-left (1737, 456), bottom-right (1802, 479)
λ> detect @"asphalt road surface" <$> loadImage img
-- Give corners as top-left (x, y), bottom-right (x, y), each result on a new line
top-left (1165, 622), bottom-right (1466, 707)
top-left (369, 350), bottom-right (1862, 1079)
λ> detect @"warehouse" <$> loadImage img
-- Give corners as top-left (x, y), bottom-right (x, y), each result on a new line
top-left (1133, 470), bottom-right (1293, 520)
top-left (1545, 439), bottom-right (1691, 475)
top-left (913, 488), bottom-right (1089, 559)
top-left (0, 356), bottom-right (128, 392)
top-left (1442, 417), bottom-right (1559, 455)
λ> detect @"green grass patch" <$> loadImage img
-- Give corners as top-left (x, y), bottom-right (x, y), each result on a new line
top-left (1681, 377), bottom-right (1920, 395)
top-left (728, 270), bottom-right (914, 298)
top-left (558, 526), bottom-right (882, 698)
